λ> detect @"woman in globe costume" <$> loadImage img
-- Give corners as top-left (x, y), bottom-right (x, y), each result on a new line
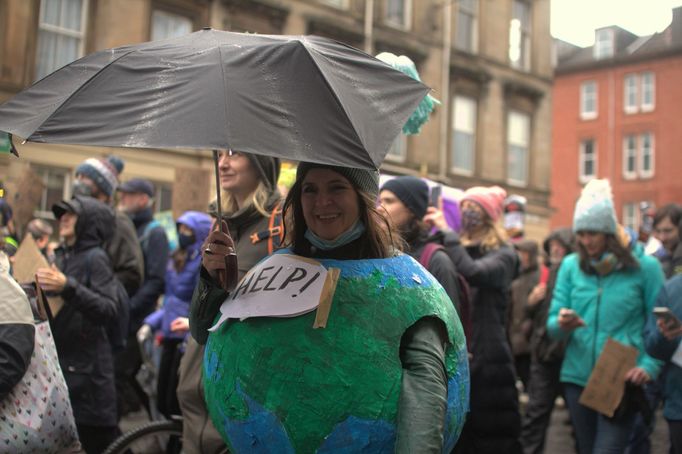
top-left (190, 162), bottom-right (470, 453)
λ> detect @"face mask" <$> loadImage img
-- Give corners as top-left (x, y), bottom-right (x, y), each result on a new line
top-left (304, 220), bottom-right (365, 251)
top-left (460, 209), bottom-right (483, 232)
top-left (178, 233), bottom-right (195, 250)
top-left (72, 180), bottom-right (93, 197)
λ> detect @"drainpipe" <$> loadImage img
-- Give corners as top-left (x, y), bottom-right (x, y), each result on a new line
top-left (439, 0), bottom-right (453, 180)
top-left (364, 0), bottom-right (374, 54)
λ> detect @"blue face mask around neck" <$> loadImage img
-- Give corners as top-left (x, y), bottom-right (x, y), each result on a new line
top-left (304, 220), bottom-right (366, 251)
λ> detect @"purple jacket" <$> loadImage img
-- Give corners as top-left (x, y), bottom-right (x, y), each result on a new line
top-left (145, 211), bottom-right (212, 339)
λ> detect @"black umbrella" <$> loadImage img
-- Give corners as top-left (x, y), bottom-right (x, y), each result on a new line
top-left (0, 28), bottom-right (428, 170)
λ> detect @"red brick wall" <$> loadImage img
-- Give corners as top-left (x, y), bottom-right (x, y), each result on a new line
top-left (551, 54), bottom-right (682, 230)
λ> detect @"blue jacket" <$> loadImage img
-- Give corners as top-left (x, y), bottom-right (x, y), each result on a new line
top-left (145, 211), bottom-right (211, 339)
top-left (644, 274), bottom-right (682, 420)
top-left (547, 243), bottom-right (664, 387)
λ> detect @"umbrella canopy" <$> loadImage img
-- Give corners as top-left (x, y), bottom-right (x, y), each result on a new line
top-left (0, 28), bottom-right (429, 170)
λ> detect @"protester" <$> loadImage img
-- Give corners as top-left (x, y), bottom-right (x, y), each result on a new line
top-left (652, 204), bottom-right (682, 278)
top-left (116, 178), bottom-right (170, 417)
top-left (0, 181), bottom-right (16, 241)
top-left (435, 185), bottom-right (522, 454)
top-left (73, 155), bottom-right (143, 295)
top-left (509, 239), bottom-right (541, 391)
top-left (379, 176), bottom-right (461, 314)
top-left (143, 210), bottom-right (210, 419)
top-left (547, 179), bottom-right (664, 454)
top-left (177, 150), bottom-right (283, 454)
top-left (644, 274), bottom-right (682, 454)
top-left (190, 162), bottom-right (469, 452)
top-left (36, 196), bottom-right (120, 454)
top-left (521, 228), bottom-right (574, 454)
top-left (25, 218), bottom-right (54, 261)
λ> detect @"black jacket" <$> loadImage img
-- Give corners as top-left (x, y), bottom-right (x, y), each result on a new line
top-left (106, 210), bottom-right (144, 296)
top-left (128, 208), bottom-right (169, 332)
top-left (52, 196), bottom-right (119, 427)
top-left (445, 234), bottom-right (522, 454)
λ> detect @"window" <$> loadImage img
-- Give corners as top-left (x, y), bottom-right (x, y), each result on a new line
top-left (580, 81), bottom-right (597, 120)
top-left (640, 132), bottom-right (654, 178)
top-left (451, 96), bottom-right (477, 175)
top-left (455, 0), bottom-right (478, 54)
top-left (31, 165), bottom-right (71, 219)
top-left (385, 0), bottom-right (411, 29)
top-left (641, 72), bottom-right (655, 111)
top-left (507, 110), bottom-right (530, 186)
top-left (386, 133), bottom-right (407, 162)
top-left (509, 0), bottom-right (531, 70)
top-left (152, 182), bottom-right (173, 212)
top-left (151, 9), bottom-right (192, 41)
top-left (623, 135), bottom-right (637, 179)
top-left (594, 29), bottom-right (614, 59)
top-left (35, 0), bottom-right (88, 81)
top-left (624, 74), bottom-right (638, 114)
top-left (623, 202), bottom-right (638, 232)
top-left (319, 0), bottom-right (348, 8)
top-left (579, 139), bottom-right (597, 182)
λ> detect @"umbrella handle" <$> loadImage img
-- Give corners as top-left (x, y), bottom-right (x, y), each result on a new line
top-left (212, 149), bottom-right (224, 233)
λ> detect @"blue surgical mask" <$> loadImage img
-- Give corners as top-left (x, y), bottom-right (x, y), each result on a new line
top-left (304, 220), bottom-right (365, 251)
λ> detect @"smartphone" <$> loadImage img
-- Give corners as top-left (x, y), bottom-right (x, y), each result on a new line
top-left (653, 307), bottom-right (681, 330)
top-left (429, 185), bottom-right (442, 208)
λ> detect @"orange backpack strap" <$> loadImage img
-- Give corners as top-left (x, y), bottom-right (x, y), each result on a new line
top-left (250, 200), bottom-right (284, 255)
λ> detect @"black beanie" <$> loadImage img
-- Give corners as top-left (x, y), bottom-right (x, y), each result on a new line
top-left (245, 153), bottom-right (281, 191)
top-left (296, 162), bottom-right (380, 197)
top-left (381, 176), bottom-right (429, 219)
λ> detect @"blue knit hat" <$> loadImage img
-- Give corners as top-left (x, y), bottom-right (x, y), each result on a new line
top-left (75, 155), bottom-right (124, 197)
top-left (573, 179), bottom-right (617, 234)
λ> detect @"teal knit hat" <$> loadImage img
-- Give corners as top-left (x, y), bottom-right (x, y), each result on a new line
top-left (296, 162), bottom-right (380, 198)
top-left (573, 179), bottom-right (617, 234)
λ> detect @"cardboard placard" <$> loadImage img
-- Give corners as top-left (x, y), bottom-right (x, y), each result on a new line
top-left (12, 235), bottom-right (49, 284)
top-left (578, 338), bottom-right (638, 417)
top-left (313, 268), bottom-right (341, 329)
top-left (209, 254), bottom-right (339, 331)
top-left (172, 167), bottom-right (210, 220)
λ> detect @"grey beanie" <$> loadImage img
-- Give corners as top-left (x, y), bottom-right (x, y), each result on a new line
top-left (296, 162), bottom-right (380, 197)
top-left (244, 153), bottom-right (281, 191)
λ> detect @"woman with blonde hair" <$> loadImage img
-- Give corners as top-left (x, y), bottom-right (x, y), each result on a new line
top-left (444, 185), bottom-right (522, 454)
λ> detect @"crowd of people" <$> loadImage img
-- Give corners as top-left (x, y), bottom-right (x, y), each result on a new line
top-left (1, 153), bottom-right (681, 454)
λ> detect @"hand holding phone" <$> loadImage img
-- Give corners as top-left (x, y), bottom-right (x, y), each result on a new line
top-left (653, 307), bottom-right (682, 340)
top-left (558, 308), bottom-right (586, 332)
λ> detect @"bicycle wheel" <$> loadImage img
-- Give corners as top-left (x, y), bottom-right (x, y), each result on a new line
top-left (103, 419), bottom-right (183, 454)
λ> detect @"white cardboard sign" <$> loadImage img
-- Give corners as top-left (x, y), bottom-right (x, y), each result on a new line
top-left (209, 254), bottom-right (328, 331)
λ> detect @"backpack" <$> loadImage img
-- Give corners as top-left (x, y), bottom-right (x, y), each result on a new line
top-left (84, 248), bottom-right (130, 352)
top-left (419, 242), bottom-right (472, 351)
top-left (250, 201), bottom-right (283, 255)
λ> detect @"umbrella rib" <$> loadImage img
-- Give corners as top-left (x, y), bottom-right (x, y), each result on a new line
top-left (296, 41), bottom-right (371, 168)
top-left (29, 49), bottom-right (138, 140)
top-left (217, 45), bottom-right (231, 152)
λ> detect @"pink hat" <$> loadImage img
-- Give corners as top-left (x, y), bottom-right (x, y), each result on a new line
top-left (461, 186), bottom-right (507, 222)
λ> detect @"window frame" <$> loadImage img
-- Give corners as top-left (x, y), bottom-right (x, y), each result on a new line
top-left (150, 8), bottom-right (193, 41)
top-left (594, 28), bottom-right (614, 59)
top-left (623, 73), bottom-right (639, 114)
top-left (639, 132), bottom-right (654, 179)
top-left (384, 0), bottom-right (412, 31)
top-left (318, 0), bottom-right (349, 9)
top-left (641, 71), bottom-right (655, 112)
top-left (30, 164), bottom-right (72, 220)
top-left (508, 0), bottom-right (532, 71)
top-left (622, 134), bottom-right (638, 180)
top-left (35, 0), bottom-right (89, 81)
top-left (580, 80), bottom-right (598, 120)
top-left (455, 0), bottom-right (478, 54)
top-left (506, 110), bottom-right (531, 187)
top-left (622, 202), bottom-right (638, 232)
top-left (451, 95), bottom-right (478, 176)
top-left (579, 138), bottom-right (597, 183)
top-left (385, 133), bottom-right (408, 163)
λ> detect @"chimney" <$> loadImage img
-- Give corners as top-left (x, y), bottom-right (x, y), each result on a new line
top-left (673, 6), bottom-right (682, 45)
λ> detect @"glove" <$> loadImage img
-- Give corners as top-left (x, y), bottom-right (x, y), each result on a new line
top-left (202, 220), bottom-right (239, 292)
top-left (137, 324), bottom-right (152, 345)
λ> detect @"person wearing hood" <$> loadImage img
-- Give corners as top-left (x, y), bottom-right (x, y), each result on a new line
top-left (379, 176), bottom-right (461, 315)
top-left (521, 228), bottom-right (574, 454)
top-left (143, 210), bottom-right (211, 419)
top-left (116, 178), bottom-right (169, 417)
top-left (73, 155), bottom-right (144, 296)
top-left (652, 204), bottom-right (682, 278)
top-left (177, 151), bottom-right (283, 454)
top-left (547, 179), bottom-right (664, 454)
top-left (35, 196), bottom-right (120, 454)
top-left (509, 239), bottom-right (541, 391)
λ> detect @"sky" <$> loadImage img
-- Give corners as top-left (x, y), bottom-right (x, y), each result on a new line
top-left (551, 0), bottom-right (682, 47)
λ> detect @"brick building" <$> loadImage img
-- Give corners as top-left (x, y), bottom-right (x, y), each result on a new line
top-left (0, 0), bottom-right (552, 240)
top-left (551, 7), bottom-right (682, 232)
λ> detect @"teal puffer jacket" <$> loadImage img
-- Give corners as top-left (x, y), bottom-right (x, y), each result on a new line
top-left (547, 244), bottom-right (664, 386)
